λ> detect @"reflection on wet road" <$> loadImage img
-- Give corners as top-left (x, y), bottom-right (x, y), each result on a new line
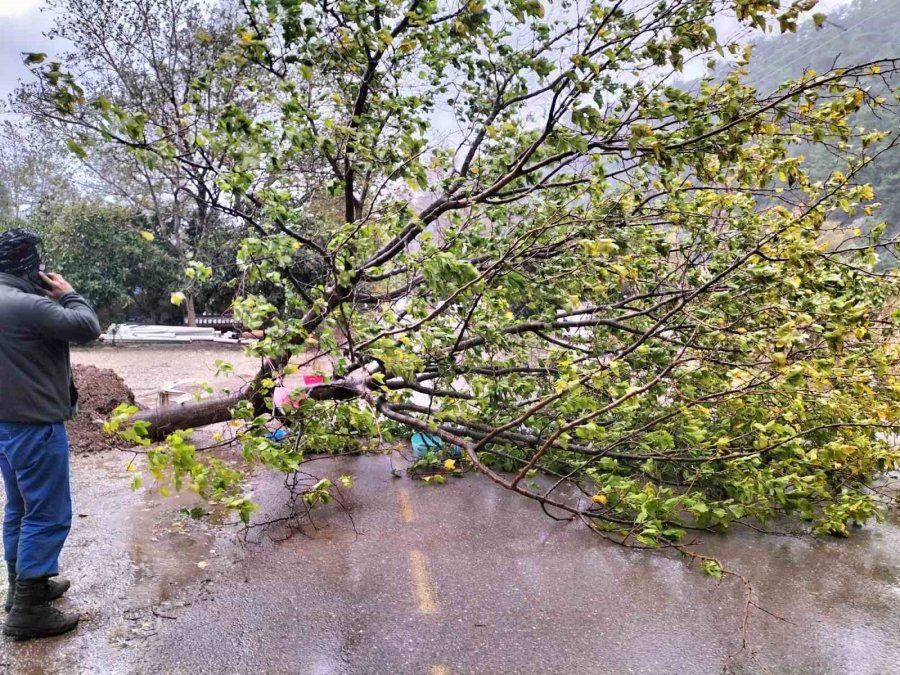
top-left (1, 453), bottom-right (898, 674)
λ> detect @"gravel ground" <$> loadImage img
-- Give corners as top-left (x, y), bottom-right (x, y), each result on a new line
top-left (71, 344), bottom-right (263, 407)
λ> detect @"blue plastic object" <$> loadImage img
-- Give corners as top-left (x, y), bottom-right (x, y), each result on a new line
top-left (265, 428), bottom-right (288, 443)
top-left (410, 432), bottom-right (461, 459)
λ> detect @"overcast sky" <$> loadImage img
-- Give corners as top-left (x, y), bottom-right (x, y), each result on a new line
top-left (0, 0), bottom-right (56, 115)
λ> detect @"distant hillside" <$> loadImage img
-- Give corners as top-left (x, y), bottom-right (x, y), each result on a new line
top-left (748, 0), bottom-right (898, 93)
top-left (747, 0), bottom-right (900, 261)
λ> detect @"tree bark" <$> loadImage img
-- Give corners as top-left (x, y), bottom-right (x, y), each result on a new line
top-left (185, 294), bottom-right (197, 327)
top-left (132, 380), bottom-right (367, 440)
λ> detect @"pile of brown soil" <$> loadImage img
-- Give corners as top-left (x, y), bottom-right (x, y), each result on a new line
top-left (67, 364), bottom-right (137, 453)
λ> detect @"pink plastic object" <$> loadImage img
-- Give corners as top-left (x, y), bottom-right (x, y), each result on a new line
top-left (303, 375), bottom-right (324, 386)
top-left (274, 386), bottom-right (306, 412)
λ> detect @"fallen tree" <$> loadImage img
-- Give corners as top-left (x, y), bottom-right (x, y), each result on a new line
top-left (35, 0), bottom-right (900, 550)
top-left (131, 378), bottom-right (366, 439)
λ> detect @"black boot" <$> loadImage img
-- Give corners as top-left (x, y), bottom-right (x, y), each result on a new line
top-left (2, 578), bottom-right (79, 640)
top-left (3, 562), bottom-right (70, 613)
top-left (3, 562), bottom-right (14, 613)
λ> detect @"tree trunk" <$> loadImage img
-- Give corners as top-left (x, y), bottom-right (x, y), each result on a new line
top-left (132, 380), bottom-right (367, 440)
top-left (185, 295), bottom-right (197, 327)
top-left (135, 392), bottom-right (245, 440)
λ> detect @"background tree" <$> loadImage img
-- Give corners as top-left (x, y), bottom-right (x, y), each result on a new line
top-left (0, 121), bottom-right (75, 218)
top-left (36, 203), bottom-right (183, 323)
top-left (16, 0), bottom-right (261, 324)
top-left (37, 0), bottom-right (900, 557)
top-left (1, 203), bottom-right (182, 323)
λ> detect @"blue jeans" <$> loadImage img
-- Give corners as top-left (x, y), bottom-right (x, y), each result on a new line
top-left (0, 421), bottom-right (72, 580)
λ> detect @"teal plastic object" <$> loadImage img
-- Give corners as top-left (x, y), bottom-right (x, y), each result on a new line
top-left (410, 432), bottom-right (462, 459)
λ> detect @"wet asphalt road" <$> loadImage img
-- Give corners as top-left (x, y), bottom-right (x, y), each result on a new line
top-left (1, 452), bottom-right (899, 675)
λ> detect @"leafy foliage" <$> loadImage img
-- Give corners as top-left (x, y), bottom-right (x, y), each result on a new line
top-left (746, 0), bottom-right (900, 260)
top-left (15, 0), bottom-right (272, 323)
top-left (2, 203), bottom-right (182, 322)
top-left (34, 0), bottom-right (900, 544)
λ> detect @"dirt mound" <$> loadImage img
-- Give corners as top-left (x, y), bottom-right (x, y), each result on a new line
top-left (67, 364), bottom-right (137, 453)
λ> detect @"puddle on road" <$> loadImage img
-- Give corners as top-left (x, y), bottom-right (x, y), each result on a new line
top-left (0, 451), bottom-right (245, 674)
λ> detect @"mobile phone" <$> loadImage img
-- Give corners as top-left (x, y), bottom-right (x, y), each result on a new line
top-left (28, 267), bottom-right (52, 291)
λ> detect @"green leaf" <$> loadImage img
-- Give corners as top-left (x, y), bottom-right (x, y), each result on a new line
top-left (66, 138), bottom-right (87, 159)
top-left (702, 560), bottom-right (723, 579)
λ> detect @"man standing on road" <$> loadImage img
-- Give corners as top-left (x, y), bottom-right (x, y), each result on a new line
top-left (0, 229), bottom-right (101, 640)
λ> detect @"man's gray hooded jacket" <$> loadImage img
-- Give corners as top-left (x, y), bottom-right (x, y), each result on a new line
top-left (0, 273), bottom-right (101, 423)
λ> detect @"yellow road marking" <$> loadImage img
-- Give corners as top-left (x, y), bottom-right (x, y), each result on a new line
top-left (398, 488), bottom-right (415, 523)
top-left (409, 550), bottom-right (438, 614)
top-left (430, 666), bottom-right (450, 675)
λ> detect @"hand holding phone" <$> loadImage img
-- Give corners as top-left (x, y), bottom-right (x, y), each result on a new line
top-left (38, 272), bottom-right (75, 300)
